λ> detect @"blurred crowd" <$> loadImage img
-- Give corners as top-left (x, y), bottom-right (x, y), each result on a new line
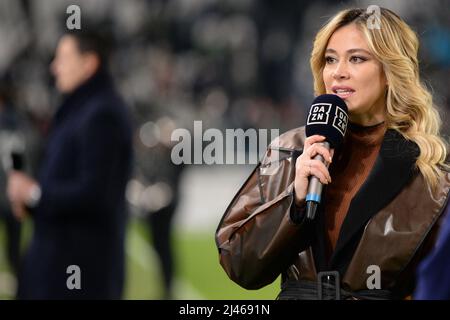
top-left (0, 0), bottom-right (449, 298)
top-left (1, 0), bottom-right (449, 135)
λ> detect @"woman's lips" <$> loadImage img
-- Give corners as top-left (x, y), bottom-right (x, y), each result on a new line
top-left (335, 90), bottom-right (354, 99)
top-left (332, 86), bottom-right (355, 99)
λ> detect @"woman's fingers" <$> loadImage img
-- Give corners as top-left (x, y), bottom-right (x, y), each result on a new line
top-left (294, 137), bottom-right (334, 203)
top-left (307, 144), bottom-right (333, 164)
top-left (310, 160), bottom-right (332, 184)
top-left (296, 158), bottom-right (331, 184)
top-left (304, 135), bottom-right (326, 149)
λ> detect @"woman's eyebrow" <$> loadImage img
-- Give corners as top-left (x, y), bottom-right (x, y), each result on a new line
top-left (325, 48), bottom-right (372, 55)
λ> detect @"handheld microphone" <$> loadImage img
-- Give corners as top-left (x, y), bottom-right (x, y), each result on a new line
top-left (304, 94), bottom-right (348, 220)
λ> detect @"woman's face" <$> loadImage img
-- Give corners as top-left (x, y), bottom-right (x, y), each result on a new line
top-left (323, 23), bottom-right (387, 126)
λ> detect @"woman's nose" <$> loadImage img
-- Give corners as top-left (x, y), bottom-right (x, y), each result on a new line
top-left (332, 62), bottom-right (350, 80)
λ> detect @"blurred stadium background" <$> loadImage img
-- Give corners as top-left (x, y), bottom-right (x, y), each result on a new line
top-left (0, 0), bottom-right (449, 299)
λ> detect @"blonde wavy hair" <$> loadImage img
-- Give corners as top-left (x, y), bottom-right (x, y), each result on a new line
top-left (310, 7), bottom-right (448, 189)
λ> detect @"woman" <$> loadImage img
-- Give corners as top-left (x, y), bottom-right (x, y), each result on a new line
top-left (215, 7), bottom-right (450, 300)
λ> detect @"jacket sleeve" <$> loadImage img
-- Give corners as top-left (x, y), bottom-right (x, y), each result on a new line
top-left (215, 142), bottom-right (314, 289)
top-left (35, 107), bottom-right (131, 219)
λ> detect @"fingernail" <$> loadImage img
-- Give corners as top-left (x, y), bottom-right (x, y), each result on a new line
top-left (329, 156), bottom-right (332, 163)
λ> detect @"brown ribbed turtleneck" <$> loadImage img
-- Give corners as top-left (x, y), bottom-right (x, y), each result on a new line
top-left (324, 122), bottom-right (387, 257)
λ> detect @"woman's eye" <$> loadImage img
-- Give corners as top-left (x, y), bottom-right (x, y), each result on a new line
top-left (350, 56), bottom-right (367, 63)
top-left (325, 56), bottom-right (336, 64)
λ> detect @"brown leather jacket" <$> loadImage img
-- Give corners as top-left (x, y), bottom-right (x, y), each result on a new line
top-left (215, 126), bottom-right (450, 299)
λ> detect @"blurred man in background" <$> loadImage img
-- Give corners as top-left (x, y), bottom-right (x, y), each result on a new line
top-left (133, 114), bottom-right (184, 300)
top-left (7, 29), bottom-right (133, 299)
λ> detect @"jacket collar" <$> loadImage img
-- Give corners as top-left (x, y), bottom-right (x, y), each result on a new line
top-left (54, 69), bottom-right (112, 123)
top-left (315, 129), bottom-right (420, 274)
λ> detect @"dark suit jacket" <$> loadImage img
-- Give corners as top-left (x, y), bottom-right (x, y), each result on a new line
top-left (18, 70), bottom-right (133, 299)
top-left (415, 204), bottom-right (450, 299)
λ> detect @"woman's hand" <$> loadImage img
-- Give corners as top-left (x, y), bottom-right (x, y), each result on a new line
top-left (294, 135), bottom-right (334, 205)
